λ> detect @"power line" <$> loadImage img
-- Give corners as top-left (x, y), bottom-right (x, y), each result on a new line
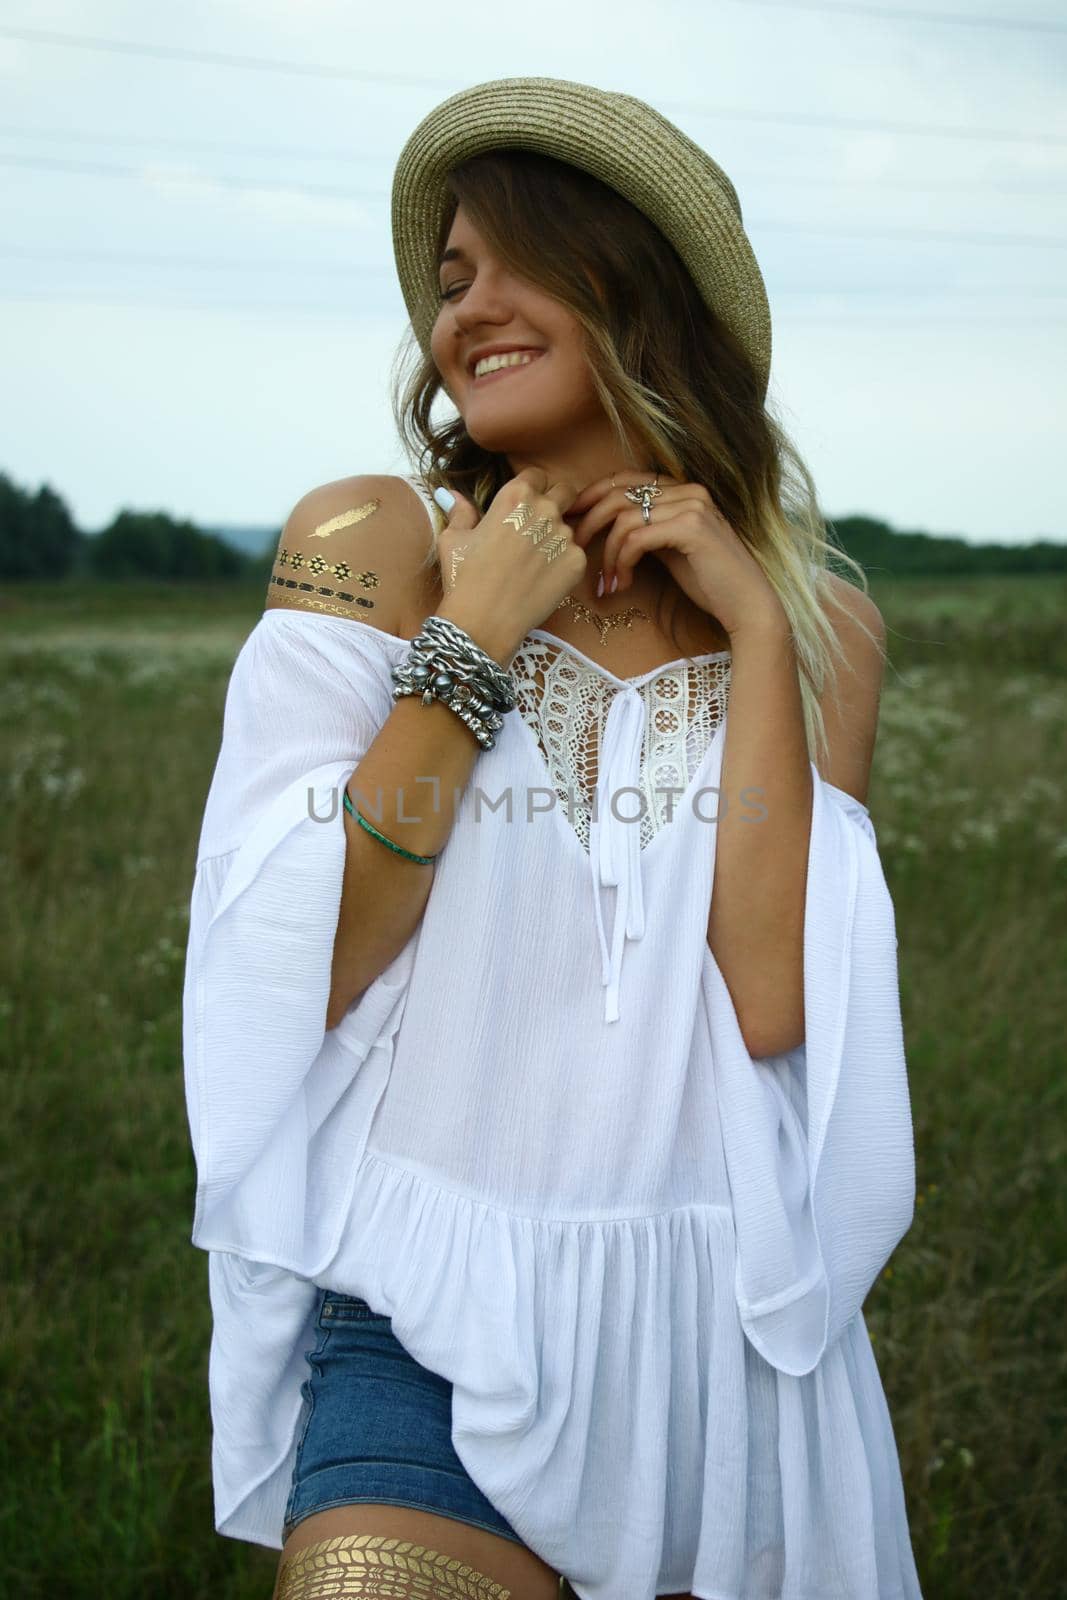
top-left (760, 221), bottom-right (1067, 246)
top-left (0, 26), bottom-right (449, 86)
top-left (0, 151), bottom-right (382, 202)
top-left (0, 244), bottom-right (393, 275)
top-left (0, 288), bottom-right (1064, 323)
top-left (3, 123), bottom-right (1067, 196)
top-left (1, 154), bottom-right (1065, 246)
top-left (0, 291), bottom-right (369, 316)
top-left (732, 0), bottom-right (1067, 33)
top-left (1, 27), bottom-right (1064, 146)
top-left (778, 285), bottom-right (1067, 294)
top-left (0, 122), bottom-right (375, 164)
top-left (782, 314), bottom-right (1067, 322)
top-left (5, 244), bottom-right (1067, 288)
top-left (668, 99), bottom-right (1067, 147)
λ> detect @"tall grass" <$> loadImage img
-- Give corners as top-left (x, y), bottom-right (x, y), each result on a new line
top-left (1, 575), bottom-right (1064, 1598)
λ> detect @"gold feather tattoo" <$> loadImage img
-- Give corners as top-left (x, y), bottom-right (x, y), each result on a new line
top-left (264, 499), bottom-right (383, 617)
top-left (308, 499), bottom-right (381, 539)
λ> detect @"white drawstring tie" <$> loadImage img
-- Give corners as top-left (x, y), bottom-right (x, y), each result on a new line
top-left (588, 687), bottom-right (648, 1023)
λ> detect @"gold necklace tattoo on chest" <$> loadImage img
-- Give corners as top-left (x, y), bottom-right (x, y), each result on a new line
top-left (554, 594), bottom-right (652, 643)
top-left (265, 500), bottom-right (383, 617)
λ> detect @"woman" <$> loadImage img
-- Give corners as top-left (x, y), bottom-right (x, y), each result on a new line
top-left (183, 77), bottom-right (923, 1600)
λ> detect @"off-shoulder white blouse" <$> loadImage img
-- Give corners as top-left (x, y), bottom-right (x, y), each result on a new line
top-left (181, 474), bottom-right (922, 1599)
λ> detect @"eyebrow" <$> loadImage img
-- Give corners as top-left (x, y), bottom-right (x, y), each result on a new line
top-left (437, 246), bottom-right (471, 274)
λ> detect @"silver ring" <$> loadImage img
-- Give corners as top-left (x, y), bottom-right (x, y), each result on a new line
top-left (624, 482), bottom-right (661, 525)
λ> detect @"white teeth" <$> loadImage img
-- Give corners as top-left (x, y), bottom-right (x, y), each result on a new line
top-left (473, 350), bottom-right (540, 378)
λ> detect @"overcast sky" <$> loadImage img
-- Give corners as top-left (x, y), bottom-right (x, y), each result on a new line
top-left (1, 1), bottom-right (1064, 545)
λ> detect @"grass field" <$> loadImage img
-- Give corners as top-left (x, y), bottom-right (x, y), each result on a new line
top-left (2, 574), bottom-right (1065, 1598)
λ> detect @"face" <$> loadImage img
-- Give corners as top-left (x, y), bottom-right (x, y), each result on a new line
top-left (430, 204), bottom-right (606, 458)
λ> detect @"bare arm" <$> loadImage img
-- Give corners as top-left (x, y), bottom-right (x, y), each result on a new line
top-left (264, 475), bottom-right (517, 1031)
top-left (706, 574), bottom-right (886, 1059)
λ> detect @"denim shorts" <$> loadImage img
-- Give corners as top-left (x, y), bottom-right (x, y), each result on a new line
top-left (281, 1287), bottom-right (526, 1547)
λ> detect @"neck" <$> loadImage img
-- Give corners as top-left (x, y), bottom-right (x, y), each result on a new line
top-left (505, 429), bottom-right (659, 508)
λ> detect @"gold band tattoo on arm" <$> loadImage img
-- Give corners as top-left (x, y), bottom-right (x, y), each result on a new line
top-left (266, 499), bottom-right (382, 620)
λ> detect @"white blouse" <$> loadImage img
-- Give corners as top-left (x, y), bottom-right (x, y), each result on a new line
top-left (182, 474), bottom-right (923, 1599)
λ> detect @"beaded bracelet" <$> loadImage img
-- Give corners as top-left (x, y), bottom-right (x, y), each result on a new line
top-left (342, 789), bottom-right (438, 865)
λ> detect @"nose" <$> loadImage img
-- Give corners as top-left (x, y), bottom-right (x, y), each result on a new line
top-left (448, 273), bottom-right (515, 343)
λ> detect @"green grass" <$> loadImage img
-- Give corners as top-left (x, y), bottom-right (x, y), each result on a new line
top-left (2, 575), bottom-right (1065, 1598)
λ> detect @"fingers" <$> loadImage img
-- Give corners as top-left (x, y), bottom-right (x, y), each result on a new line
top-left (570, 484), bottom-right (672, 549)
top-left (603, 499), bottom-right (705, 591)
top-left (510, 468), bottom-right (580, 520)
top-left (510, 466), bottom-right (548, 499)
top-left (547, 478), bottom-right (581, 518)
top-left (567, 469), bottom-right (677, 520)
top-left (566, 473), bottom-right (616, 517)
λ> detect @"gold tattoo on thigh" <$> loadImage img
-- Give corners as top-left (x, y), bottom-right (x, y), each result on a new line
top-left (274, 1533), bottom-right (512, 1598)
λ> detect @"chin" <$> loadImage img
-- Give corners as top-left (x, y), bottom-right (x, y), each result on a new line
top-left (462, 411), bottom-right (572, 457)
top-left (461, 424), bottom-right (528, 455)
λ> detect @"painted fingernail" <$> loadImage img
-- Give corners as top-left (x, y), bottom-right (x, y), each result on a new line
top-left (596, 571), bottom-right (605, 598)
top-left (610, 573), bottom-right (619, 594)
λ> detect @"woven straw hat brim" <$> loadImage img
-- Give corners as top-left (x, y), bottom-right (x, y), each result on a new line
top-left (391, 75), bottom-right (772, 399)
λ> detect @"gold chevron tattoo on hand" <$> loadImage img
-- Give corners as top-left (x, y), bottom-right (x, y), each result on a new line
top-left (503, 501), bottom-right (554, 544)
top-left (503, 501), bottom-right (569, 564)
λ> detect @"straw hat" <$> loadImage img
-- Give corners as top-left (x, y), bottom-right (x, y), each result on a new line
top-left (391, 75), bottom-right (772, 399)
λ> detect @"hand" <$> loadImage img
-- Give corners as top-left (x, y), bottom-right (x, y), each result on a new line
top-left (435, 469), bottom-right (586, 660)
top-left (566, 469), bottom-right (785, 639)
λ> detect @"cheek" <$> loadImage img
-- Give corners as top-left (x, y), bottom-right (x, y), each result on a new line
top-left (429, 306), bottom-right (455, 362)
top-left (429, 338), bottom-right (457, 401)
top-left (544, 321), bottom-right (592, 390)
top-left (429, 325), bottom-right (446, 372)
top-left (555, 349), bottom-right (597, 405)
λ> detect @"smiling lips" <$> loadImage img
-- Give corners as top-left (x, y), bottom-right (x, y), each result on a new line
top-left (471, 350), bottom-right (546, 385)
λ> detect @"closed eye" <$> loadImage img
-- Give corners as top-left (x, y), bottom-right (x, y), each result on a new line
top-left (438, 284), bottom-right (466, 301)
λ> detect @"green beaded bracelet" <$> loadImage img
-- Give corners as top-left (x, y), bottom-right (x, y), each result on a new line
top-left (342, 787), bottom-right (438, 865)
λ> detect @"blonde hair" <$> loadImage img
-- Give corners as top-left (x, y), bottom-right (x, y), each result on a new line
top-left (389, 148), bottom-right (881, 770)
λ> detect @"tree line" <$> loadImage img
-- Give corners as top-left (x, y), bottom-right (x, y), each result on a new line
top-left (1, 469), bottom-right (1064, 581)
top-left (0, 471), bottom-right (256, 581)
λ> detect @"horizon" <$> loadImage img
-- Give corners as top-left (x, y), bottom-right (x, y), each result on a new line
top-left (1, 3), bottom-right (1064, 546)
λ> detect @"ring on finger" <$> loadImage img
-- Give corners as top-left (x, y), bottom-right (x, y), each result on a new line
top-left (623, 481), bottom-right (662, 525)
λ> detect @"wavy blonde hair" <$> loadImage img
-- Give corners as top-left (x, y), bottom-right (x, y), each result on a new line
top-left (389, 148), bottom-right (880, 770)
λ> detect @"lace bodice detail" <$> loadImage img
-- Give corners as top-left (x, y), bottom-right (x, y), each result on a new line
top-left (509, 633), bottom-right (732, 854)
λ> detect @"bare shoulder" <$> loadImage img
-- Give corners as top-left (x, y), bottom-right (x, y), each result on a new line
top-left (815, 571), bottom-right (887, 804)
top-left (263, 473), bottom-right (441, 638)
top-left (818, 570), bottom-right (886, 650)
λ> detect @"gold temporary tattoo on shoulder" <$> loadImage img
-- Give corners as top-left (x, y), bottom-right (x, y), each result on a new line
top-left (273, 545), bottom-right (380, 586)
top-left (308, 498), bottom-right (381, 539)
top-left (265, 546), bottom-right (381, 619)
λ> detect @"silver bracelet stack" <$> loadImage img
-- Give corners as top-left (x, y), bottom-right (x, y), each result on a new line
top-left (390, 614), bottom-right (518, 751)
